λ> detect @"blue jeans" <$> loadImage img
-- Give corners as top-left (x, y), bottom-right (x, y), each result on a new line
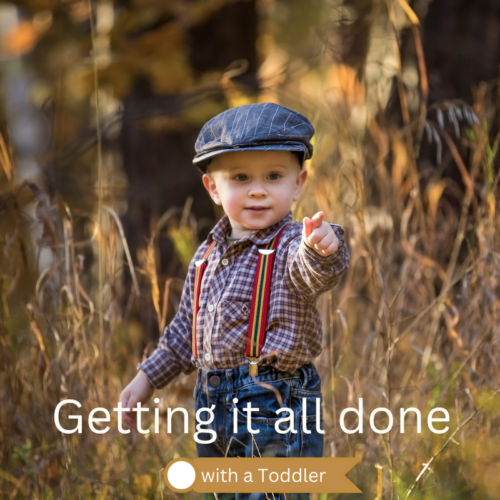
top-left (194, 363), bottom-right (324, 500)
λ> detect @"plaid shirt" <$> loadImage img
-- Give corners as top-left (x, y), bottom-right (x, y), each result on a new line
top-left (139, 212), bottom-right (350, 389)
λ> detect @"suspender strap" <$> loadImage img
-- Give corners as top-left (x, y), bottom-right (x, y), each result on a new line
top-left (192, 241), bottom-right (217, 358)
top-left (246, 225), bottom-right (286, 376)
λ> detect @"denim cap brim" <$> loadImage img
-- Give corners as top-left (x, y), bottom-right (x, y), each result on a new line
top-left (193, 142), bottom-right (310, 173)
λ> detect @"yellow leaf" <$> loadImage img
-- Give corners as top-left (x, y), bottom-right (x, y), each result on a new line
top-left (168, 225), bottom-right (197, 270)
top-left (426, 180), bottom-right (446, 224)
top-left (391, 136), bottom-right (408, 191)
top-left (133, 473), bottom-right (153, 495)
top-left (0, 133), bottom-right (13, 184)
top-left (146, 244), bottom-right (161, 327)
top-left (486, 191), bottom-right (496, 219)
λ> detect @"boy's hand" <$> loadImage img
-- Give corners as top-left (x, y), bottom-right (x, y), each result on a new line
top-left (302, 211), bottom-right (339, 257)
top-left (119, 370), bottom-right (155, 430)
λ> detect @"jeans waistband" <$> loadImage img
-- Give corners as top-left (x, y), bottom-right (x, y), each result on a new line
top-left (195, 363), bottom-right (319, 396)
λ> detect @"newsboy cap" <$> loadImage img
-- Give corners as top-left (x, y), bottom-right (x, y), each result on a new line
top-left (193, 102), bottom-right (314, 172)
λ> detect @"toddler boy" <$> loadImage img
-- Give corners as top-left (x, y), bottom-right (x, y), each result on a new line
top-left (120, 103), bottom-right (350, 498)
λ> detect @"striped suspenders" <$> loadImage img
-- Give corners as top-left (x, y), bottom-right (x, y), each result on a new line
top-left (192, 225), bottom-right (287, 377)
top-left (192, 241), bottom-right (217, 360)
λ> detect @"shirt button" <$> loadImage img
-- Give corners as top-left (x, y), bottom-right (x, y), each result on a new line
top-left (204, 352), bottom-right (211, 361)
top-left (207, 304), bottom-right (214, 312)
top-left (221, 258), bottom-right (229, 266)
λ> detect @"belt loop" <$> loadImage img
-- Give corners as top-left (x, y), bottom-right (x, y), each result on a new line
top-left (205, 372), bottom-right (210, 394)
top-left (300, 365), bottom-right (310, 389)
top-left (225, 369), bottom-right (234, 406)
top-left (201, 368), bottom-right (211, 407)
top-left (193, 370), bottom-right (201, 399)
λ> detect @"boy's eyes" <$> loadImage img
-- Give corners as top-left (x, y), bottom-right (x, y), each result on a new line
top-left (232, 173), bottom-right (282, 181)
top-left (233, 174), bottom-right (248, 181)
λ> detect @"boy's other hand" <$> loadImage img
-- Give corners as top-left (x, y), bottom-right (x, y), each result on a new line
top-left (119, 370), bottom-right (155, 430)
top-left (303, 211), bottom-right (339, 257)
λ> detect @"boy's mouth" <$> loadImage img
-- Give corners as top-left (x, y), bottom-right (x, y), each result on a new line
top-left (245, 206), bottom-right (270, 213)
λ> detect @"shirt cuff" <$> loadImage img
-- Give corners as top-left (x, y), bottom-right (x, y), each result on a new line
top-left (136, 348), bottom-right (182, 390)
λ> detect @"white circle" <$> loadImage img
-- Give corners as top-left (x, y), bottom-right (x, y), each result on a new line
top-left (167, 461), bottom-right (196, 490)
top-left (207, 304), bottom-right (214, 312)
top-left (221, 258), bottom-right (229, 266)
top-left (204, 352), bottom-right (211, 361)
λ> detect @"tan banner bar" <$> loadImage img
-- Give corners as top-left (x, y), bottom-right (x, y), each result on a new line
top-left (164, 457), bottom-right (361, 494)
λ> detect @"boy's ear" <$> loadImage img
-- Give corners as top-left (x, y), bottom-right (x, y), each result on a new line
top-left (202, 173), bottom-right (221, 205)
top-left (293, 168), bottom-right (308, 201)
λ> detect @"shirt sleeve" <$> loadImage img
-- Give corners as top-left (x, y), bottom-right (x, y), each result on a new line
top-left (284, 223), bottom-right (350, 302)
top-left (137, 246), bottom-right (204, 389)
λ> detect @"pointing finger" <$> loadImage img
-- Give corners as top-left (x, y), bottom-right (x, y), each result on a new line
top-left (311, 211), bottom-right (324, 229)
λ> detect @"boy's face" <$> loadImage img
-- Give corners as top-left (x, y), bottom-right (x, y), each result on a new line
top-left (202, 150), bottom-right (308, 237)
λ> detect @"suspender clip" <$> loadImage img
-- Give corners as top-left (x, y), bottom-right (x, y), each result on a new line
top-left (248, 358), bottom-right (259, 378)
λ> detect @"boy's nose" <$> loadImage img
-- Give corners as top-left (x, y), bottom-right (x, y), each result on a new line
top-left (248, 182), bottom-right (267, 197)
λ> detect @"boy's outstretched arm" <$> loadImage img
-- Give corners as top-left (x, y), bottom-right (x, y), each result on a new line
top-left (285, 211), bottom-right (350, 301)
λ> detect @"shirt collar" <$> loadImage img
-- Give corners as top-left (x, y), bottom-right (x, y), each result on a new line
top-left (207, 212), bottom-right (293, 246)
